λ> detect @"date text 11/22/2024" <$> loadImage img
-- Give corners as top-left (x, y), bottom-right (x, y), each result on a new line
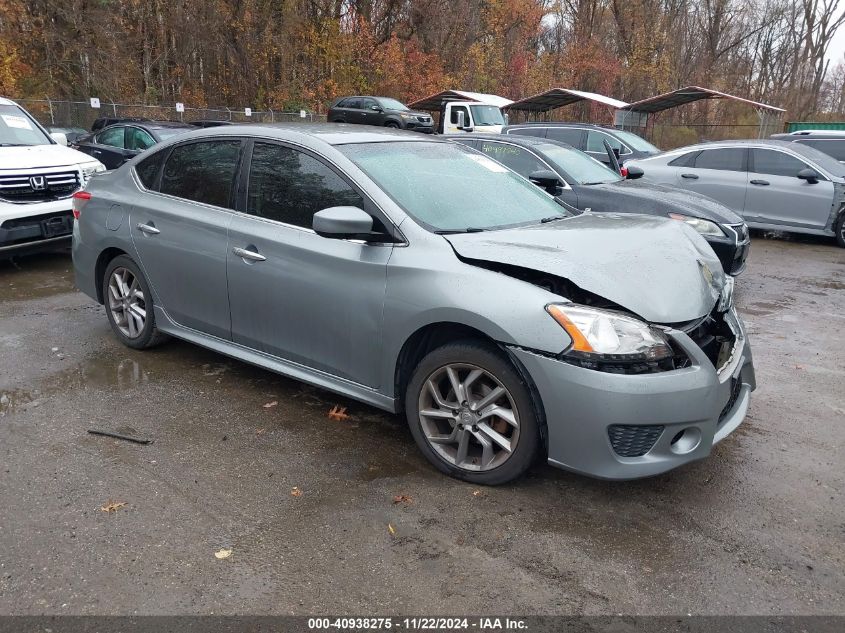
top-left (307, 618), bottom-right (528, 630)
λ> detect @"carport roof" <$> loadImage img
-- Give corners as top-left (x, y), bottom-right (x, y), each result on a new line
top-left (407, 90), bottom-right (513, 111)
top-left (621, 86), bottom-right (785, 114)
top-left (504, 88), bottom-right (629, 112)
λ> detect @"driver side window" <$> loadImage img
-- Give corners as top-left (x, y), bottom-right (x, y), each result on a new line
top-left (450, 106), bottom-right (469, 126)
top-left (126, 127), bottom-right (155, 151)
top-left (97, 126), bottom-right (125, 149)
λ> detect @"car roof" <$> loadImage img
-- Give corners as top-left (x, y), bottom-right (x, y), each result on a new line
top-left (674, 139), bottom-right (801, 151)
top-left (771, 131), bottom-right (845, 139)
top-left (177, 123), bottom-right (436, 146)
top-left (504, 122), bottom-right (616, 131)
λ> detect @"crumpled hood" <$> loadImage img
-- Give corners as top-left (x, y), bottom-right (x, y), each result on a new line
top-left (594, 180), bottom-right (743, 224)
top-left (0, 144), bottom-right (98, 170)
top-left (446, 213), bottom-right (725, 324)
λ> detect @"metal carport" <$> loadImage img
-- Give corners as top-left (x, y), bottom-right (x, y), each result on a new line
top-left (504, 88), bottom-right (629, 122)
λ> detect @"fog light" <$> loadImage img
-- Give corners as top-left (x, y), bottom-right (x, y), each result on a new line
top-left (669, 427), bottom-right (702, 455)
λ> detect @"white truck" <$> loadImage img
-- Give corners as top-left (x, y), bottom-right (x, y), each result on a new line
top-left (407, 91), bottom-right (512, 134)
top-left (0, 98), bottom-right (105, 257)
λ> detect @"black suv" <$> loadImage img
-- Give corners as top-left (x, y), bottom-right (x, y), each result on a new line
top-left (328, 96), bottom-right (434, 133)
top-left (503, 122), bottom-right (660, 166)
top-left (770, 131), bottom-right (845, 163)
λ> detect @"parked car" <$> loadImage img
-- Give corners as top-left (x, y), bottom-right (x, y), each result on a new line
top-left (73, 121), bottom-right (194, 169)
top-left (91, 116), bottom-right (150, 132)
top-left (627, 140), bottom-right (845, 247)
top-left (328, 96), bottom-right (434, 133)
top-left (0, 98), bottom-right (105, 257)
top-left (770, 130), bottom-right (845, 164)
top-left (46, 126), bottom-right (88, 144)
top-left (72, 125), bottom-right (754, 484)
top-left (503, 123), bottom-right (660, 166)
top-left (449, 134), bottom-right (750, 275)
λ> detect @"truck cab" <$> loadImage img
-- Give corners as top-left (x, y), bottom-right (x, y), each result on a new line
top-left (408, 90), bottom-right (512, 135)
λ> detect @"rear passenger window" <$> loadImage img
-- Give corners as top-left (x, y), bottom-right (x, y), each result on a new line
top-left (694, 148), bottom-right (746, 172)
top-left (479, 141), bottom-right (547, 178)
top-left (135, 151), bottom-right (166, 190)
top-left (160, 140), bottom-right (241, 208)
top-left (545, 127), bottom-right (583, 147)
top-left (668, 151), bottom-right (699, 167)
top-left (247, 142), bottom-right (363, 228)
top-left (751, 149), bottom-right (809, 177)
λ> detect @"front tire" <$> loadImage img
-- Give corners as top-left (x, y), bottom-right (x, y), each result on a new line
top-left (405, 340), bottom-right (543, 485)
top-left (102, 255), bottom-right (168, 350)
top-left (385, 121), bottom-right (401, 129)
top-left (835, 211), bottom-right (845, 248)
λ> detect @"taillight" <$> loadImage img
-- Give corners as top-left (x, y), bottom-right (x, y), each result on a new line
top-left (72, 191), bottom-right (91, 219)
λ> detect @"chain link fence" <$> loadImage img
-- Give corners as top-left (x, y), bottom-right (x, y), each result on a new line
top-left (15, 99), bottom-right (327, 130)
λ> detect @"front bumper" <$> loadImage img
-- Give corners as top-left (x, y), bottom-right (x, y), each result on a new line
top-left (0, 199), bottom-right (75, 256)
top-left (707, 224), bottom-right (750, 276)
top-left (510, 308), bottom-right (755, 480)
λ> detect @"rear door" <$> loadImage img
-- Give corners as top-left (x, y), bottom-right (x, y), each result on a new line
top-left (745, 148), bottom-right (834, 229)
top-left (226, 140), bottom-right (392, 387)
top-left (130, 139), bottom-right (242, 339)
top-left (344, 98), bottom-right (365, 124)
top-left (674, 147), bottom-right (748, 216)
top-left (89, 126), bottom-right (129, 169)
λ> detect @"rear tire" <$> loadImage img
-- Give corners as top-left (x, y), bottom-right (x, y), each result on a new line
top-left (405, 340), bottom-right (543, 485)
top-left (835, 211), bottom-right (845, 248)
top-left (102, 255), bottom-right (168, 350)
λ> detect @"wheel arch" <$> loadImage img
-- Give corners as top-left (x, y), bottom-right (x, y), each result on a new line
top-left (94, 247), bottom-right (129, 304)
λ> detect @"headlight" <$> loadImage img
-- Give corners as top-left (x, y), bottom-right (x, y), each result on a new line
top-left (80, 162), bottom-right (106, 184)
top-left (546, 304), bottom-right (673, 361)
top-left (669, 213), bottom-right (725, 237)
top-left (400, 113), bottom-right (414, 119)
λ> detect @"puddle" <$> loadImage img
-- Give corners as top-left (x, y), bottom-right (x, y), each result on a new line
top-left (0, 253), bottom-right (75, 301)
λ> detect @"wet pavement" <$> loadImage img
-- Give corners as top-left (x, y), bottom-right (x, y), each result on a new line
top-left (0, 236), bottom-right (843, 616)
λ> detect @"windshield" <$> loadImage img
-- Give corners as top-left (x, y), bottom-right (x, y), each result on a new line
top-left (537, 143), bottom-right (623, 185)
top-left (469, 105), bottom-right (505, 127)
top-left (613, 129), bottom-right (659, 153)
top-left (377, 98), bottom-right (409, 111)
top-left (339, 141), bottom-right (570, 231)
top-left (787, 142), bottom-right (845, 178)
top-left (0, 104), bottom-right (52, 146)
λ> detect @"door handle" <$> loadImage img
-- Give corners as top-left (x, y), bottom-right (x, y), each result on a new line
top-left (681, 173), bottom-right (699, 179)
top-left (232, 246), bottom-right (266, 262)
top-left (750, 179), bottom-right (770, 186)
top-left (136, 222), bottom-right (160, 235)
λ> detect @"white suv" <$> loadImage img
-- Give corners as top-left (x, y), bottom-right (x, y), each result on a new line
top-left (0, 98), bottom-right (105, 256)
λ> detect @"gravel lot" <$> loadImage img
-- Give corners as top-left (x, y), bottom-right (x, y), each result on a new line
top-left (0, 232), bottom-right (843, 616)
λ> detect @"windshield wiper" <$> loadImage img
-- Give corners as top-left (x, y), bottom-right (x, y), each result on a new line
top-left (539, 215), bottom-right (567, 224)
top-left (434, 227), bottom-right (485, 235)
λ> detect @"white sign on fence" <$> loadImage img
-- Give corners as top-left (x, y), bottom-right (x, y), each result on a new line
top-left (89, 97), bottom-right (101, 109)
top-left (175, 102), bottom-right (185, 113)
top-left (300, 110), bottom-right (307, 118)
top-left (244, 107), bottom-right (252, 117)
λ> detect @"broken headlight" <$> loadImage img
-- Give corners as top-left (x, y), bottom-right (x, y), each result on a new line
top-left (546, 304), bottom-right (673, 361)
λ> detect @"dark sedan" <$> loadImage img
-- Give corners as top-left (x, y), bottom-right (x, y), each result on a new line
top-left (449, 134), bottom-right (750, 276)
top-left (73, 121), bottom-right (194, 169)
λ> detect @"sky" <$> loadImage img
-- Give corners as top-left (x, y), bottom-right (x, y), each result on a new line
top-left (827, 8), bottom-right (845, 66)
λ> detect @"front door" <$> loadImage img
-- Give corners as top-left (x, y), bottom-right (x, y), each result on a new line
top-left (745, 148), bottom-right (835, 229)
top-left (130, 139), bottom-right (242, 339)
top-left (226, 140), bottom-right (392, 387)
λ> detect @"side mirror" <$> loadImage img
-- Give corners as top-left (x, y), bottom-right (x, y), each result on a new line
top-left (313, 206), bottom-right (373, 239)
top-left (456, 111), bottom-right (473, 132)
top-left (625, 165), bottom-right (645, 180)
top-left (370, 105), bottom-right (382, 112)
top-left (797, 168), bottom-right (820, 184)
top-left (50, 132), bottom-right (68, 146)
top-left (529, 169), bottom-right (563, 194)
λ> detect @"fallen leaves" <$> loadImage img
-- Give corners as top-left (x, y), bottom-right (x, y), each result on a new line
top-left (256, 428), bottom-right (266, 436)
top-left (291, 487), bottom-right (303, 497)
top-left (471, 489), bottom-right (486, 498)
top-left (214, 548), bottom-right (233, 560)
top-left (100, 500), bottom-right (127, 513)
top-left (387, 523), bottom-right (396, 536)
top-left (262, 401), bottom-right (278, 409)
top-left (392, 494), bottom-right (413, 504)
top-left (327, 405), bottom-right (350, 421)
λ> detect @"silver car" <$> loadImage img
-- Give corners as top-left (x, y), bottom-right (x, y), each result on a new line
top-left (627, 139), bottom-right (845, 247)
top-left (71, 125), bottom-right (755, 484)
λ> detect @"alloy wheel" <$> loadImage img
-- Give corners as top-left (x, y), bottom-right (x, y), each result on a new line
top-left (108, 267), bottom-right (147, 339)
top-left (417, 363), bottom-right (520, 471)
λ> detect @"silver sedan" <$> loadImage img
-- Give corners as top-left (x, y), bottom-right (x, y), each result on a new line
top-left (71, 125), bottom-right (755, 484)
top-left (627, 139), bottom-right (845, 247)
